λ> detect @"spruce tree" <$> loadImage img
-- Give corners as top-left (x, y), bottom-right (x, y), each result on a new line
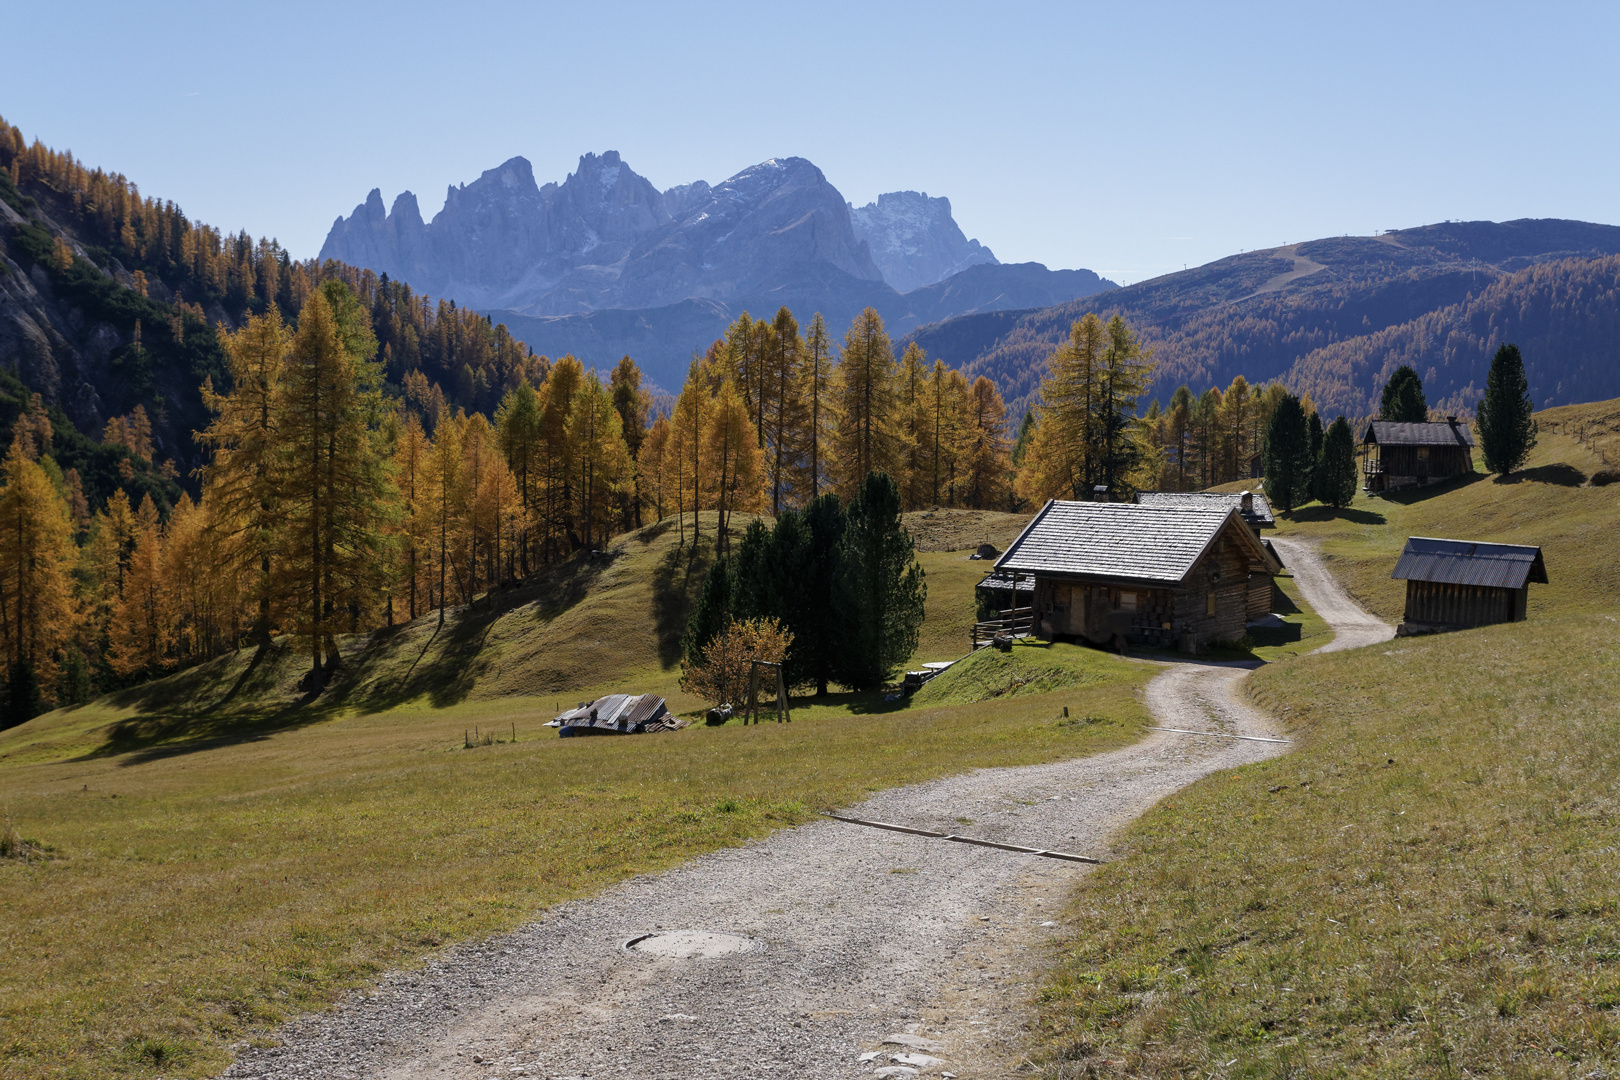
top-left (801, 493), bottom-right (846, 696)
top-left (1379, 365), bottom-right (1428, 422)
top-left (1262, 394), bottom-right (1312, 514)
top-left (1478, 342), bottom-right (1537, 476)
top-left (1316, 417), bottom-right (1359, 508)
top-left (1305, 410), bottom-right (1325, 501)
top-left (834, 472), bottom-right (926, 691)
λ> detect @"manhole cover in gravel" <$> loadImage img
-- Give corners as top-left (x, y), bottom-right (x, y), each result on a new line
top-left (624, 931), bottom-right (760, 958)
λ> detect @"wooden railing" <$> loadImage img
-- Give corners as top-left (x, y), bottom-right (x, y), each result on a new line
top-left (972, 606), bottom-right (1034, 648)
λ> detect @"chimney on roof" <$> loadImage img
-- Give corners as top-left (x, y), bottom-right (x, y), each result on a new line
top-left (1092, 484), bottom-right (1109, 502)
top-left (1446, 415), bottom-right (1459, 424)
top-left (1240, 490), bottom-right (1254, 514)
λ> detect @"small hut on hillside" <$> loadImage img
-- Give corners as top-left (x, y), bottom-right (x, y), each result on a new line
top-left (1362, 419), bottom-right (1475, 492)
top-left (1391, 537), bottom-right (1548, 635)
top-left (993, 501), bottom-right (1281, 653)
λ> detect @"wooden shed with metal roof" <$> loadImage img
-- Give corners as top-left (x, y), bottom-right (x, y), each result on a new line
top-left (993, 501), bottom-right (1281, 653)
top-left (1362, 418), bottom-right (1475, 492)
top-left (1392, 537), bottom-right (1548, 634)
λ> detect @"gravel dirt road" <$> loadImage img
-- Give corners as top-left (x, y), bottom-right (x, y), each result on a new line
top-left (223, 544), bottom-right (1390, 1080)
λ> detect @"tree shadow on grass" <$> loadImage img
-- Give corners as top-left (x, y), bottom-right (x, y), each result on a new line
top-left (1286, 505), bottom-right (1386, 525)
top-left (87, 548), bottom-right (634, 761)
top-left (1378, 472), bottom-right (1485, 505)
top-left (651, 537), bottom-right (716, 668)
top-left (1495, 463), bottom-right (1586, 487)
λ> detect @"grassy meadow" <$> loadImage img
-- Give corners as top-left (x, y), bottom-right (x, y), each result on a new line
top-left (1034, 420), bottom-right (1620, 1077)
top-left (0, 508), bottom-right (1176, 1080)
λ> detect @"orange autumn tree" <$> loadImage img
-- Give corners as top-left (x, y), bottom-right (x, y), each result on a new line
top-left (0, 435), bottom-right (77, 719)
top-left (681, 616), bottom-right (793, 708)
top-left (107, 509), bottom-right (177, 677)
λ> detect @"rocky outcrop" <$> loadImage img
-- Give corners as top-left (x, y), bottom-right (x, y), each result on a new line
top-left (849, 191), bottom-right (998, 293)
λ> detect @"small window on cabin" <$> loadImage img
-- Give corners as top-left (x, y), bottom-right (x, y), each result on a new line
top-left (1206, 592), bottom-right (1217, 616)
top-left (1418, 446), bottom-right (1430, 461)
top-left (1119, 591), bottom-right (1138, 612)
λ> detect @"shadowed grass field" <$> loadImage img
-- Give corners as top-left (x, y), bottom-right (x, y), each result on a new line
top-left (2, 508), bottom-right (1130, 1080)
top-left (1033, 417), bottom-right (1620, 1077)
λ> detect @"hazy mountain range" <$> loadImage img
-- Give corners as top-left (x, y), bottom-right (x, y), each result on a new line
top-left (319, 152), bottom-right (1112, 388)
top-left (902, 219), bottom-right (1620, 420)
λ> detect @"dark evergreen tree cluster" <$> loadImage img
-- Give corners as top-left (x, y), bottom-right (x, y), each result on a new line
top-left (683, 472), bottom-right (926, 696)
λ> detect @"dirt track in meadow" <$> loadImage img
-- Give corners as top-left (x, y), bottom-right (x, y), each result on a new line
top-left (223, 542), bottom-right (1391, 1080)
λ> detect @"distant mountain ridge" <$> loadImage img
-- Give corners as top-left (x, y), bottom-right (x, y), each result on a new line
top-left (901, 219), bottom-right (1620, 420)
top-left (321, 152), bottom-right (1114, 389)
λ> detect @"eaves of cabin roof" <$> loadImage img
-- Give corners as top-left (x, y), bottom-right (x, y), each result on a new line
top-left (1361, 420), bottom-right (1477, 448)
top-left (993, 501), bottom-right (1277, 585)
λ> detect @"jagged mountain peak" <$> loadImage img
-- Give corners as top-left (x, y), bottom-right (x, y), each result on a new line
top-left (850, 190), bottom-right (997, 294)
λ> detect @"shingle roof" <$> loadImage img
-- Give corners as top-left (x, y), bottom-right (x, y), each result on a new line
top-left (1362, 420), bottom-right (1476, 447)
top-left (975, 570), bottom-right (1035, 593)
top-left (1391, 537), bottom-right (1548, 589)
top-left (1137, 490), bottom-right (1275, 527)
top-left (994, 501), bottom-right (1270, 584)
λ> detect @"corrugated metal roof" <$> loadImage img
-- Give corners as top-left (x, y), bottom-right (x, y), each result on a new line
top-left (1362, 420), bottom-right (1476, 447)
top-left (1390, 536), bottom-right (1548, 588)
top-left (993, 501), bottom-right (1271, 584)
top-left (1137, 490), bottom-right (1275, 527)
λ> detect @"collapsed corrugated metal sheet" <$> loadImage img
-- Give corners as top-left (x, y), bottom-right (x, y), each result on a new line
top-left (1390, 536), bottom-right (1548, 589)
top-left (1137, 490), bottom-right (1275, 527)
top-left (993, 501), bottom-right (1271, 584)
top-left (1362, 420), bottom-right (1476, 447)
top-left (555, 694), bottom-right (685, 736)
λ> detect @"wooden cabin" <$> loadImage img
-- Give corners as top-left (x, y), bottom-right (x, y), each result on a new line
top-left (1391, 537), bottom-right (1548, 635)
top-left (1362, 418), bottom-right (1475, 492)
top-left (993, 501), bottom-right (1281, 653)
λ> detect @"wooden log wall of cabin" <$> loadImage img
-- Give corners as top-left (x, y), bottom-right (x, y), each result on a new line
top-left (1034, 576), bottom-right (1058, 637)
top-left (1404, 580), bottom-right (1525, 627)
top-left (1378, 444), bottom-right (1474, 480)
top-left (1246, 569), bottom-right (1274, 621)
top-left (1170, 535), bottom-right (1252, 650)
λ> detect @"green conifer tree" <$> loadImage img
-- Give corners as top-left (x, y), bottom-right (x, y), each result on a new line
top-left (1262, 395), bottom-right (1312, 514)
top-left (1477, 343), bottom-right (1538, 476)
top-left (1379, 365), bottom-right (1428, 422)
top-left (834, 472), bottom-right (926, 691)
top-left (1316, 417), bottom-right (1359, 508)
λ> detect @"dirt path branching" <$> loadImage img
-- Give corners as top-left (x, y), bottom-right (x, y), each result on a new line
top-left (224, 547), bottom-right (1389, 1080)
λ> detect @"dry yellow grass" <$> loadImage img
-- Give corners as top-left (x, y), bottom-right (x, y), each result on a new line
top-left (0, 508), bottom-right (1141, 1080)
top-left (1032, 411), bottom-right (1620, 1078)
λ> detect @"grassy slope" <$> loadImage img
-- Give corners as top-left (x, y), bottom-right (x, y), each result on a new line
top-left (1034, 422), bottom-right (1620, 1077)
top-left (0, 508), bottom-right (1168, 1080)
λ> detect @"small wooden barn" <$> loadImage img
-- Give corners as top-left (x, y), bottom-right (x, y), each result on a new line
top-left (1392, 537), bottom-right (1548, 634)
top-left (993, 501), bottom-right (1281, 653)
top-left (1362, 418), bottom-right (1475, 492)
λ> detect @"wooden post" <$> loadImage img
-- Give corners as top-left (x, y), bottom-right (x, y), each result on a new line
top-left (777, 664), bottom-right (789, 723)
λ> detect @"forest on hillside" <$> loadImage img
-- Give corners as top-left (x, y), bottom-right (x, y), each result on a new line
top-left (0, 117), bottom-right (1360, 720)
top-left (909, 229), bottom-right (1620, 421)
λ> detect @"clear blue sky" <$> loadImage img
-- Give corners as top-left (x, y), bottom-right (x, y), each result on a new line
top-left (5, 1), bottom-right (1617, 285)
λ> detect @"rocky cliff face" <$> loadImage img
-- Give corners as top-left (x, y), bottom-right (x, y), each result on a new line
top-left (848, 191), bottom-right (998, 293)
top-left (319, 152), bottom-right (885, 314)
